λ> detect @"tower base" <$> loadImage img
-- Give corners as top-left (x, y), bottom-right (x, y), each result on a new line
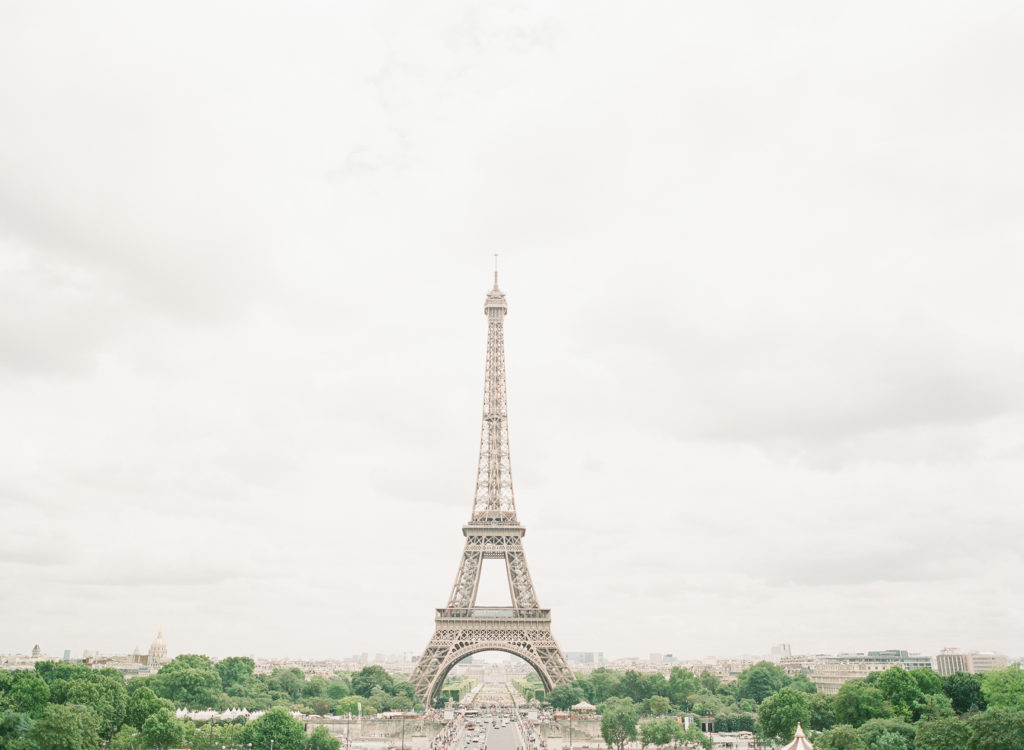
top-left (410, 607), bottom-right (573, 705)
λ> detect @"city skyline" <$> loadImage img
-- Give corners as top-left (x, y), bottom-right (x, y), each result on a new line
top-left (2, 2), bottom-right (1023, 663)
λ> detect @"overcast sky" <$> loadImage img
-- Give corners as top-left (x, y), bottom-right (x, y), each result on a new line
top-left (1, 1), bottom-right (1022, 664)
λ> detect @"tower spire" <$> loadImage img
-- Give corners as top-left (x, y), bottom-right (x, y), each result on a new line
top-left (476, 266), bottom-right (513, 521)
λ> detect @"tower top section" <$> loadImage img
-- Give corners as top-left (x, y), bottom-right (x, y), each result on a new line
top-left (484, 256), bottom-right (507, 315)
top-left (472, 264), bottom-right (516, 523)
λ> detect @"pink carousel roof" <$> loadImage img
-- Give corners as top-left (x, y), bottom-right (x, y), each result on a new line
top-left (780, 723), bottom-right (813, 750)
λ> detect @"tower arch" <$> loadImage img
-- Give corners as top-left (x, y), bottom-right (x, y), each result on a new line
top-left (424, 644), bottom-right (555, 706)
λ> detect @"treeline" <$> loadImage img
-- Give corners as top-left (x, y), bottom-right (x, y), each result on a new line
top-left (770, 664), bottom-right (1024, 750)
top-left (542, 662), bottom-right (1024, 750)
top-left (0, 657), bottom-right (418, 749)
top-left (129, 657), bottom-right (421, 715)
top-left (545, 662), bottom-right (816, 729)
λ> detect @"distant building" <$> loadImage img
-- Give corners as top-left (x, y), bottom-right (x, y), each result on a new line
top-left (148, 632), bottom-right (168, 664)
top-left (31, 645), bottom-right (41, 658)
top-left (811, 650), bottom-right (932, 695)
top-left (770, 644), bottom-right (792, 661)
top-left (565, 652), bottom-right (604, 671)
top-left (935, 649), bottom-right (1008, 677)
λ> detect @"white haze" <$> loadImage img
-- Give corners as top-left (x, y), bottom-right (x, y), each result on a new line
top-left (0, 1), bottom-right (1022, 662)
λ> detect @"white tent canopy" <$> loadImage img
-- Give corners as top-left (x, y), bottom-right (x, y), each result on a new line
top-left (571, 701), bottom-right (597, 711)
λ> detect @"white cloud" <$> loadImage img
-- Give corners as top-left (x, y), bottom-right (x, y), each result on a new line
top-left (0, 0), bottom-right (1022, 662)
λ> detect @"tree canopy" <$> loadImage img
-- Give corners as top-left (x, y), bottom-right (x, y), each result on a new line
top-left (980, 665), bottom-right (1024, 710)
top-left (735, 662), bottom-right (791, 705)
top-left (238, 706), bottom-right (308, 749)
top-left (833, 679), bottom-right (891, 727)
top-left (757, 688), bottom-right (810, 742)
top-left (942, 672), bottom-right (986, 714)
top-left (600, 698), bottom-right (639, 750)
top-left (140, 707), bottom-right (185, 750)
top-left (549, 684), bottom-right (585, 710)
top-left (18, 703), bottom-right (101, 750)
top-left (872, 667), bottom-right (923, 721)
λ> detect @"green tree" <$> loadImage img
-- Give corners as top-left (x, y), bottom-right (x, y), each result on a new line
top-left (549, 684), bottom-right (585, 710)
top-left (152, 655), bottom-right (223, 709)
top-left (32, 662), bottom-right (92, 685)
top-left (369, 686), bottom-right (391, 711)
top-left (306, 697), bottom-right (335, 716)
top-left (966, 706), bottom-right (1024, 750)
top-left (231, 675), bottom-right (274, 711)
top-left (0, 709), bottom-right (33, 747)
top-left (140, 707), bottom-right (185, 750)
top-left (392, 680), bottom-right (414, 699)
top-left (336, 696), bottom-right (375, 716)
top-left (645, 673), bottom-right (669, 698)
top-left (872, 730), bottom-right (910, 750)
top-left (639, 717), bottom-right (680, 748)
top-left (238, 706), bottom-right (308, 748)
top-left (351, 666), bottom-right (394, 698)
top-left (834, 680), bottom-right (891, 727)
top-left (303, 675), bottom-right (330, 698)
top-left (6, 673), bottom-right (50, 718)
top-left (736, 662), bottom-right (790, 705)
top-left (19, 704), bottom-right (100, 750)
top-left (216, 657), bottom-right (256, 690)
top-left (642, 696), bottom-right (671, 716)
top-left (815, 724), bottom-right (867, 750)
top-left (790, 675), bottom-right (817, 694)
top-left (269, 668), bottom-right (306, 701)
top-left (757, 687), bottom-right (810, 742)
top-left (109, 723), bottom-right (142, 750)
top-left (585, 669), bottom-right (623, 704)
top-left (915, 693), bottom-right (954, 721)
top-left (980, 665), bottom-right (1024, 710)
top-left (327, 677), bottom-right (352, 700)
top-left (667, 667), bottom-right (699, 709)
top-left (698, 671), bottom-right (721, 694)
top-left (600, 699), bottom-right (639, 750)
top-left (309, 724), bottom-right (342, 750)
top-left (857, 718), bottom-right (915, 748)
top-left (809, 693), bottom-right (836, 731)
top-left (65, 674), bottom-right (127, 739)
top-left (876, 667), bottom-right (924, 720)
top-left (125, 686), bottom-right (174, 730)
top-left (679, 724), bottom-right (712, 750)
top-left (913, 716), bottom-right (970, 750)
top-left (909, 670), bottom-right (942, 697)
top-left (688, 690), bottom-right (730, 718)
top-left (941, 672), bottom-right (986, 714)
top-left (620, 672), bottom-right (654, 703)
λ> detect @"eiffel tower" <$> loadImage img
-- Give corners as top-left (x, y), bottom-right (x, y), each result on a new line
top-left (409, 267), bottom-right (573, 706)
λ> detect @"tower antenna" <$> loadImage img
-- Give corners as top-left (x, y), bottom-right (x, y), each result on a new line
top-left (494, 252), bottom-right (499, 287)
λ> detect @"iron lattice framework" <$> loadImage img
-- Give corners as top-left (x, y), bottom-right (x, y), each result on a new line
top-left (409, 271), bottom-right (573, 705)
